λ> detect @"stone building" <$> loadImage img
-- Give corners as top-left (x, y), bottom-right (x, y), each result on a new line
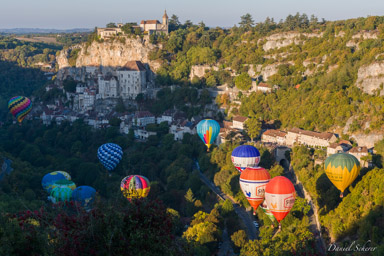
top-left (97, 27), bottom-right (123, 39)
top-left (116, 61), bottom-right (147, 99)
top-left (261, 129), bottom-right (287, 145)
top-left (97, 74), bottom-right (119, 99)
top-left (285, 127), bottom-right (337, 147)
top-left (232, 116), bottom-right (248, 131)
top-left (348, 146), bottom-right (369, 167)
top-left (140, 10), bottom-right (169, 35)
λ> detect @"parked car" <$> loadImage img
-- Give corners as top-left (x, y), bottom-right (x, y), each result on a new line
top-left (253, 221), bottom-right (259, 228)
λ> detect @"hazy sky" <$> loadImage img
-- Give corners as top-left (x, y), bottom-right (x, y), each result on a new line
top-left (1, 0), bottom-right (384, 29)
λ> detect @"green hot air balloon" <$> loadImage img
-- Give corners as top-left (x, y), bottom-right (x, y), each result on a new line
top-left (49, 187), bottom-right (73, 203)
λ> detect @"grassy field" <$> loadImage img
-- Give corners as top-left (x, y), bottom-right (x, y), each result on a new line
top-left (15, 36), bottom-right (60, 44)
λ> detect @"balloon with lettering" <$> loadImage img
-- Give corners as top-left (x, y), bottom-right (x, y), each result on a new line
top-left (49, 187), bottom-right (73, 203)
top-left (51, 179), bottom-right (76, 191)
top-left (8, 96), bottom-right (32, 123)
top-left (239, 167), bottom-right (270, 212)
top-left (231, 145), bottom-right (261, 172)
top-left (120, 175), bottom-right (150, 200)
top-left (42, 172), bottom-right (68, 193)
top-left (265, 176), bottom-right (295, 230)
top-left (72, 186), bottom-right (96, 209)
top-left (196, 119), bottom-right (220, 152)
top-left (97, 143), bottom-right (123, 171)
top-left (324, 153), bottom-right (360, 198)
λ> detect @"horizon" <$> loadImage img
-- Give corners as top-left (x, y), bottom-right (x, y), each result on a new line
top-left (1, 0), bottom-right (384, 29)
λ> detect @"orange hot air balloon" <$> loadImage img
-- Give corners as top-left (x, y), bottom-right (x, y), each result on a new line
top-left (239, 167), bottom-right (271, 213)
top-left (265, 176), bottom-right (295, 230)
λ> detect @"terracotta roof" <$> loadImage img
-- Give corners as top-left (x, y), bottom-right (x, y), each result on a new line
top-left (119, 61), bottom-right (146, 71)
top-left (295, 84), bottom-right (301, 89)
top-left (263, 129), bottom-right (287, 138)
top-left (339, 140), bottom-right (352, 145)
top-left (223, 121), bottom-right (233, 129)
top-left (329, 143), bottom-right (339, 149)
top-left (289, 127), bottom-right (335, 140)
top-left (233, 116), bottom-right (248, 122)
top-left (349, 146), bottom-right (368, 154)
top-left (140, 20), bottom-right (161, 25)
top-left (135, 111), bottom-right (154, 118)
top-left (258, 82), bottom-right (271, 88)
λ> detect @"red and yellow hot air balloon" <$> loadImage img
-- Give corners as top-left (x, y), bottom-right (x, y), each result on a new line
top-left (239, 167), bottom-right (271, 214)
top-left (264, 176), bottom-right (295, 230)
top-left (120, 175), bottom-right (150, 200)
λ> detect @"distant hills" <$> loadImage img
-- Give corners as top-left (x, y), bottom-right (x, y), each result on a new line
top-left (0, 28), bottom-right (92, 34)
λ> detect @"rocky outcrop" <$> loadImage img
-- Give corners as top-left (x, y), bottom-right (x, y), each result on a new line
top-left (260, 32), bottom-right (323, 51)
top-left (190, 65), bottom-right (219, 80)
top-left (57, 37), bottom-right (161, 75)
top-left (356, 62), bottom-right (384, 95)
top-left (351, 133), bottom-right (383, 148)
top-left (352, 31), bottom-right (378, 40)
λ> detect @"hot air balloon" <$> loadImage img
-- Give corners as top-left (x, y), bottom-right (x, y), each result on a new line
top-left (51, 179), bottom-right (76, 191)
top-left (231, 145), bottom-right (261, 172)
top-left (260, 201), bottom-right (276, 227)
top-left (72, 186), bottom-right (96, 209)
top-left (42, 172), bottom-right (68, 193)
top-left (239, 167), bottom-right (270, 213)
top-left (324, 153), bottom-right (360, 198)
top-left (120, 175), bottom-right (150, 200)
top-left (97, 143), bottom-right (123, 172)
top-left (49, 187), bottom-right (73, 203)
top-left (56, 171), bottom-right (71, 180)
top-left (196, 119), bottom-right (220, 152)
top-left (265, 176), bottom-right (295, 230)
top-left (8, 96), bottom-right (32, 123)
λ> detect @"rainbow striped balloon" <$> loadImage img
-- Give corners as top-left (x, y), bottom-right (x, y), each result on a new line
top-left (120, 175), bottom-right (150, 200)
top-left (8, 96), bottom-right (32, 123)
top-left (196, 119), bottom-right (220, 151)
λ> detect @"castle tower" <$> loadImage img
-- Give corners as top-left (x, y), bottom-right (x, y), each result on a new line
top-left (162, 10), bottom-right (169, 34)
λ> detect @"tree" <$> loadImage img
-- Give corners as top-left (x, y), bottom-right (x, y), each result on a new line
top-left (240, 240), bottom-right (264, 255)
top-left (106, 22), bottom-right (117, 28)
top-left (239, 13), bottom-right (254, 31)
top-left (169, 15), bottom-right (181, 32)
top-left (244, 117), bottom-right (261, 141)
top-left (231, 230), bottom-right (247, 249)
top-left (234, 73), bottom-right (252, 91)
top-left (121, 23), bottom-right (134, 34)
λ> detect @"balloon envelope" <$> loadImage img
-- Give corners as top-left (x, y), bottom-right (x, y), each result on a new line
top-left (239, 167), bottom-right (270, 212)
top-left (231, 145), bottom-right (261, 172)
top-left (56, 171), bottom-right (71, 180)
top-left (42, 172), bottom-right (68, 193)
top-left (51, 179), bottom-right (76, 191)
top-left (8, 96), bottom-right (32, 123)
top-left (120, 175), bottom-right (150, 200)
top-left (97, 143), bottom-right (123, 171)
top-left (324, 153), bottom-right (360, 197)
top-left (50, 187), bottom-right (72, 203)
top-left (196, 119), bottom-right (220, 151)
top-left (260, 201), bottom-right (276, 223)
top-left (265, 176), bottom-right (295, 223)
top-left (72, 186), bottom-right (96, 209)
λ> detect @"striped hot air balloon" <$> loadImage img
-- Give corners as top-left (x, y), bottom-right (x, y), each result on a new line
top-left (265, 176), bottom-right (295, 230)
top-left (49, 187), bottom-right (73, 203)
top-left (120, 175), bottom-right (150, 200)
top-left (196, 119), bottom-right (220, 152)
top-left (8, 96), bottom-right (32, 123)
top-left (324, 153), bottom-right (360, 198)
top-left (231, 145), bottom-right (261, 172)
top-left (239, 167), bottom-right (270, 213)
top-left (97, 143), bottom-right (123, 172)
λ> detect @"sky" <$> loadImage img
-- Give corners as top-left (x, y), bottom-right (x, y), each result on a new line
top-left (1, 0), bottom-right (384, 29)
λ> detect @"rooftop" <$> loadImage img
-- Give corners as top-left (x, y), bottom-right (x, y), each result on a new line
top-left (119, 61), bottom-right (146, 72)
top-left (233, 116), bottom-right (248, 123)
top-left (289, 127), bottom-right (335, 140)
top-left (263, 129), bottom-right (287, 138)
top-left (349, 146), bottom-right (368, 154)
top-left (140, 20), bottom-right (161, 25)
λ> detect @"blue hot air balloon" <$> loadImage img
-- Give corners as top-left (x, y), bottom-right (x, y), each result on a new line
top-left (97, 143), bottom-right (123, 172)
top-left (42, 172), bottom-right (68, 193)
top-left (196, 119), bottom-right (220, 151)
top-left (231, 145), bottom-right (261, 172)
top-left (72, 186), bottom-right (96, 209)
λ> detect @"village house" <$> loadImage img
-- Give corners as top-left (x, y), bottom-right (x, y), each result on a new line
top-left (232, 116), bottom-right (248, 131)
top-left (97, 27), bottom-right (123, 39)
top-left (348, 146), bottom-right (370, 167)
top-left (285, 127), bottom-right (337, 148)
top-left (261, 129), bottom-right (287, 145)
top-left (256, 82), bottom-right (273, 93)
top-left (170, 120), bottom-right (196, 141)
top-left (134, 111), bottom-right (156, 127)
top-left (327, 140), bottom-right (352, 156)
top-left (156, 109), bottom-right (174, 124)
top-left (140, 10), bottom-right (169, 35)
top-left (97, 74), bottom-right (119, 99)
top-left (134, 128), bottom-right (157, 140)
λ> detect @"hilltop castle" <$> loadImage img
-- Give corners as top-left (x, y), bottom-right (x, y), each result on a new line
top-left (97, 11), bottom-right (169, 39)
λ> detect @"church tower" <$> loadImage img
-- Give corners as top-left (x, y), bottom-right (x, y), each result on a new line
top-left (162, 10), bottom-right (169, 34)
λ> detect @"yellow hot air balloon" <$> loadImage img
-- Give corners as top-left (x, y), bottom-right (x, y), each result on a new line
top-left (324, 153), bottom-right (360, 198)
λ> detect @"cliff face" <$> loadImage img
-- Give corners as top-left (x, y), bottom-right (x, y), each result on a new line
top-left (356, 62), bottom-right (384, 95)
top-left (260, 32), bottom-right (323, 51)
top-left (57, 37), bottom-right (161, 73)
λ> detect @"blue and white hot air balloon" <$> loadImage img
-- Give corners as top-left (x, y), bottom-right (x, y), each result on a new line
top-left (97, 143), bottom-right (123, 172)
top-left (231, 145), bottom-right (261, 172)
top-left (42, 171), bottom-right (68, 193)
top-left (196, 119), bottom-right (220, 152)
top-left (72, 186), bottom-right (96, 209)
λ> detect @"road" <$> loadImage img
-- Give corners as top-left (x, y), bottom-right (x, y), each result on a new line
top-left (195, 161), bottom-right (257, 242)
top-left (285, 166), bottom-right (326, 255)
top-left (218, 228), bottom-right (235, 256)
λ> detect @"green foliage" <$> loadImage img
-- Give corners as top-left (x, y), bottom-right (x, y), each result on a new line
top-left (244, 117), bottom-right (261, 141)
top-left (231, 230), bottom-right (247, 249)
top-left (235, 73), bottom-right (252, 91)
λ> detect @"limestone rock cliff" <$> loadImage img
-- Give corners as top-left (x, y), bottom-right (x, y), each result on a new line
top-left (260, 32), bottom-right (323, 51)
top-left (356, 62), bottom-right (384, 95)
top-left (57, 37), bottom-right (161, 75)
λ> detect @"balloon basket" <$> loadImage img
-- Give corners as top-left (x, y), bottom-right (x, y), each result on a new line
top-left (278, 223), bottom-right (281, 230)
top-left (340, 192), bottom-right (343, 198)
